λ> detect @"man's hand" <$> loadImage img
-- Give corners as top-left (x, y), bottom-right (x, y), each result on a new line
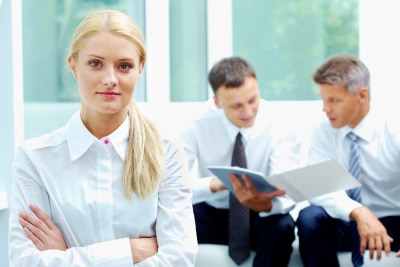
top-left (210, 177), bottom-right (227, 192)
top-left (130, 237), bottom-right (158, 263)
top-left (350, 206), bottom-right (393, 260)
top-left (229, 173), bottom-right (285, 212)
top-left (19, 203), bottom-right (67, 251)
top-left (396, 250), bottom-right (400, 257)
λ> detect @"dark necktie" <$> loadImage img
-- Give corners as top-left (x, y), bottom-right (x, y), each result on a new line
top-left (346, 131), bottom-right (363, 267)
top-left (228, 132), bottom-right (250, 264)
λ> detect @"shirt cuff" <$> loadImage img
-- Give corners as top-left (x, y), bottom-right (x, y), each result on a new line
top-left (310, 190), bottom-right (363, 221)
top-left (191, 176), bottom-right (214, 204)
top-left (259, 196), bottom-right (296, 217)
top-left (90, 238), bottom-right (132, 267)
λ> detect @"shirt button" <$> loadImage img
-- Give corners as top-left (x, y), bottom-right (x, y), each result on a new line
top-left (104, 139), bottom-right (109, 144)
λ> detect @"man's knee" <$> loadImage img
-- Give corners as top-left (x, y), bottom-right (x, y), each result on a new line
top-left (297, 205), bottom-right (328, 235)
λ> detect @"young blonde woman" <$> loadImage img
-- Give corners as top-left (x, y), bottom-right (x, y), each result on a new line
top-left (9, 9), bottom-right (197, 266)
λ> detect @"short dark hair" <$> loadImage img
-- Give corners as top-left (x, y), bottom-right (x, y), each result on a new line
top-left (208, 57), bottom-right (257, 95)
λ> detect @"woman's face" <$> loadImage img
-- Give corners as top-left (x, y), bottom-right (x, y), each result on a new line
top-left (69, 31), bottom-right (142, 118)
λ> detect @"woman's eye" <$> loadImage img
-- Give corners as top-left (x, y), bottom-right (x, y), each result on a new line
top-left (119, 63), bottom-right (133, 70)
top-left (89, 61), bottom-right (102, 68)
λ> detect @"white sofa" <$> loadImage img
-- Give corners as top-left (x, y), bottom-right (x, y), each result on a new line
top-left (195, 243), bottom-right (399, 267)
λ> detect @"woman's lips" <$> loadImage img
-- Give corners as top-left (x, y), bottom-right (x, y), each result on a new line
top-left (97, 91), bottom-right (120, 98)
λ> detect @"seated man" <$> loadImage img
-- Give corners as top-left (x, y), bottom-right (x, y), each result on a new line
top-left (297, 53), bottom-right (400, 267)
top-left (179, 56), bottom-right (301, 267)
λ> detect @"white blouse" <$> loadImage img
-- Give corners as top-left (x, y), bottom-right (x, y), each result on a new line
top-left (9, 111), bottom-right (198, 267)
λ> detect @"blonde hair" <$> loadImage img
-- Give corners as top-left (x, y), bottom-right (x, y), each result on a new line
top-left (124, 102), bottom-right (165, 200)
top-left (68, 10), bottom-right (164, 199)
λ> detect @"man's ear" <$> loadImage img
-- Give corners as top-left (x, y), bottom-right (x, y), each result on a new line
top-left (213, 95), bottom-right (221, 109)
top-left (358, 87), bottom-right (369, 102)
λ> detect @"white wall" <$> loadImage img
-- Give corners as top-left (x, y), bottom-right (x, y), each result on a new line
top-left (359, 0), bottom-right (400, 110)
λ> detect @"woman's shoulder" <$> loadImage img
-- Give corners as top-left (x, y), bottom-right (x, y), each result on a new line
top-left (20, 126), bottom-right (67, 152)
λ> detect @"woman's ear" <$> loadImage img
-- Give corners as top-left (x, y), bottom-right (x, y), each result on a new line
top-left (68, 56), bottom-right (77, 79)
top-left (138, 61), bottom-right (145, 77)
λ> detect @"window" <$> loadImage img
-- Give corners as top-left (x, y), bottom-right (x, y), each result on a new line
top-left (169, 0), bottom-right (359, 101)
top-left (169, 0), bottom-right (208, 102)
top-left (21, 0), bottom-right (358, 138)
top-left (232, 0), bottom-right (358, 101)
top-left (22, 0), bottom-right (359, 103)
top-left (22, 0), bottom-right (146, 102)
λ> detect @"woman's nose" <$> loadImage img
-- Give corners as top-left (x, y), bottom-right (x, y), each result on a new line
top-left (102, 69), bottom-right (118, 87)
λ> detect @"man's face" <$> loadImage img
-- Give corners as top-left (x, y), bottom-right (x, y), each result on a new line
top-left (213, 77), bottom-right (260, 128)
top-left (319, 83), bottom-right (367, 128)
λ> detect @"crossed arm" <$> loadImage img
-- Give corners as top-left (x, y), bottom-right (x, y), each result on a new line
top-left (19, 203), bottom-right (158, 264)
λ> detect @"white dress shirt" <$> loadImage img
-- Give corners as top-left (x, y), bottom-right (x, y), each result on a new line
top-left (9, 111), bottom-right (198, 267)
top-left (179, 100), bottom-right (301, 215)
top-left (308, 108), bottom-right (400, 221)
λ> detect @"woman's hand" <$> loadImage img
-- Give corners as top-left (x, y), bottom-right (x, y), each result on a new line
top-left (19, 203), bottom-right (67, 251)
top-left (130, 237), bottom-right (158, 263)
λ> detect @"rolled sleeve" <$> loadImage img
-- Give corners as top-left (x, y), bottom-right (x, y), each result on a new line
top-left (309, 190), bottom-right (362, 221)
top-left (259, 196), bottom-right (296, 217)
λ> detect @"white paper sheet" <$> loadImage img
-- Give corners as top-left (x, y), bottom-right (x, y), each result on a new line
top-left (208, 160), bottom-right (361, 202)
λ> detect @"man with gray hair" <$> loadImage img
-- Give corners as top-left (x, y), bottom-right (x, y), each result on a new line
top-left (296, 53), bottom-right (400, 267)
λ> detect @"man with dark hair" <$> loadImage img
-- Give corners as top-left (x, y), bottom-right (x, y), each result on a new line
top-left (179, 56), bottom-right (301, 267)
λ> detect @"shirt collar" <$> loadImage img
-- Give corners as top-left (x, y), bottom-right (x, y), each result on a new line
top-left (66, 111), bottom-right (129, 161)
top-left (105, 116), bottom-right (129, 160)
top-left (221, 112), bottom-right (253, 144)
top-left (340, 108), bottom-right (374, 143)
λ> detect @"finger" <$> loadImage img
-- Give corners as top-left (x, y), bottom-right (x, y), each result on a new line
top-left (241, 174), bottom-right (258, 193)
top-left (359, 236), bottom-right (367, 255)
top-left (368, 237), bottom-right (376, 259)
top-left (229, 174), bottom-right (244, 189)
top-left (29, 204), bottom-right (55, 229)
top-left (260, 189), bottom-right (286, 199)
top-left (383, 235), bottom-right (393, 257)
top-left (23, 225), bottom-right (44, 248)
top-left (19, 209), bottom-right (52, 245)
top-left (240, 174), bottom-right (286, 196)
top-left (374, 238), bottom-right (383, 260)
top-left (19, 216), bottom-right (46, 244)
top-left (20, 208), bottom-right (49, 234)
top-left (396, 250), bottom-right (400, 257)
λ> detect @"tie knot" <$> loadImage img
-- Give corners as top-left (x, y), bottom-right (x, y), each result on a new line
top-left (347, 132), bottom-right (359, 143)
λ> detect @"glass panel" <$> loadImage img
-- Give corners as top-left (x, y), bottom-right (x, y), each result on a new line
top-left (169, 0), bottom-right (208, 102)
top-left (22, 0), bottom-right (146, 103)
top-left (232, 0), bottom-right (359, 100)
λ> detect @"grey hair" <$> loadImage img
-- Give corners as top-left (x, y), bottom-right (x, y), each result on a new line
top-left (312, 53), bottom-right (370, 95)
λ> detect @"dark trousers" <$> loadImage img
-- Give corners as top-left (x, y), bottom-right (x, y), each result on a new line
top-left (296, 205), bottom-right (400, 267)
top-left (193, 202), bottom-right (295, 267)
